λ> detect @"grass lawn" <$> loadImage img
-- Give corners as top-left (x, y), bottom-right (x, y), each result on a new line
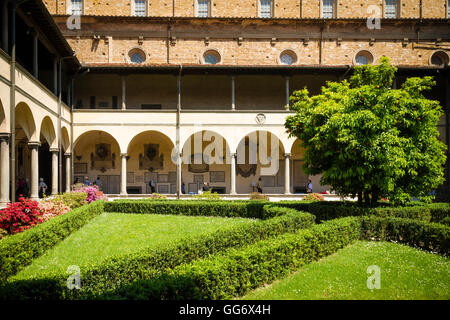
top-left (243, 241), bottom-right (450, 300)
top-left (14, 212), bottom-right (255, 279)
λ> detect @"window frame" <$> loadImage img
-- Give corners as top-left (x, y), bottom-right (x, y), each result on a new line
top-left (321, 0), bottom-right (336, 19)
top-left (278, 50), bottom-right (298, 66)
top-left (133, 0), bottom-right (147, 17)
top-left (196, 0), bottom-right (211, 18)
top-left (127, 47), bottom-right (147, 64)
top-left (68, 0), bottom-right (83, 15)
top-left (259, 0), bottom-right (274, 18)
top-left (353, 50), bottom-right (375, 66)
top-left (201, 49), bottom-right (222, 65)
top-left (384, 0), bottom-right (399, 19)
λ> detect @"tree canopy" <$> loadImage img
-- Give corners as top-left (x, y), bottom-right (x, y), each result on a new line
top-left (285, 57), bottom-right (447, 205)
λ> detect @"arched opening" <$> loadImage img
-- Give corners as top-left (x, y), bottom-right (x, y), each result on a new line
top-left (61, 126), bottom-right (71, 191)
top-left (38, 116), bottom-right (57, 197)
top-left (126, 131), bottom-right (176, 195)
top-left (14, 102), bottom-right (37, 199)
top-left (235, 131), bottom-right (285, 194)
top-left (74, 131), bottom-right (121, 194)
top-left (182, 130), bottom-right (231, 194)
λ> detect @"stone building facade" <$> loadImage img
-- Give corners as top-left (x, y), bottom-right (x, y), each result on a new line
top-left (0, 0), bottom-right (448, 203)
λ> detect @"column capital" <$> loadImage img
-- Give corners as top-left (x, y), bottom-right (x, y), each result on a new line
top-left (28, 141), bottom-right (41, 148)
top-left (284, 153), bottom-right (292, 158)
top-left (120, 153), bottom-right (128, 158)
top-left (49, 148), bottom-right (59, 153)
top-left (0, 133), bottom-right (10, 141)
top-left (231, 152), bottom-right (237, 158)
top-left (64, 152), bottom-right (72, 157)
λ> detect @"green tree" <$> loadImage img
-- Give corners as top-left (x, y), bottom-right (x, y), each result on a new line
top-left (285, 57), bottom-right (447, 205)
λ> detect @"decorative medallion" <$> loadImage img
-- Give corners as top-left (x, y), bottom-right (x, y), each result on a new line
top-left (255, 113), bottom-right (266, 125)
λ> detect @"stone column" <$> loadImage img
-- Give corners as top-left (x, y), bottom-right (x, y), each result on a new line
top-left (50, 148), bottom-right (59, 195)
top-left (121, 76), bottom-right (126, 110)
top-left (65, 153), bottom-right (71, 192)
top-left (0, 134), bottom-right (10, 205)
top-left (285, 77), bottom-right (290, 106)
top-left (29, 142), bottom-right (40, 200)
top-left (284, 153), bottom-right (291, 194)
top-left (120, 153), bottom-right (127, 196)
top-left (177, 152), bottom-right (182, 196)
top-left (230, 152), bottom-right (237, 195)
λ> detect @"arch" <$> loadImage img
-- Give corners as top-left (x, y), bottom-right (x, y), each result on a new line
top-left (61, 126), bottom-right (71, 153)
top-left (73, 130), bottom-right (122, 193)
top-left (180, 130), bottom-right (231, 194)
top-left (126, 130), bottom-right (177, 194)
top-left (235, 130), bottom-right (286, 194)
top-left (126, 130), bottom-right (175, 155)
top-left (181, 130), bottom-right (231, 165)
top-left (429, 50), bottom-right (449, 67)
top-left (353, 50), bottom-right (375, 66)
top-left (235, 129), bottom-right (286, 155)
top-left (74, 130), bottom-right (120, 150)
top-left (39, 116), bottom-right (57, 148)
top-left (15, 102), bottom-right (37, 141)
top-left (201, 49), bottom-right (222, 65)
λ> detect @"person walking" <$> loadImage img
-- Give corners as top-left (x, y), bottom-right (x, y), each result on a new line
top-left (84, 176), bottom-right (91, 186)
top-left (202, 182), bottom-right (210, 192)
top-left (181, 181), bottom-right (185, 194)
top-left (95, 177), bottom-right (103, 191)
top-left (149, 179), bottom-right (156, 194)
top-left (256, 178), bottom-right (263, 193)
top-left (306, 179), bottom-right (313, 194)
top-left (39, 178), bottom-right (48, 198)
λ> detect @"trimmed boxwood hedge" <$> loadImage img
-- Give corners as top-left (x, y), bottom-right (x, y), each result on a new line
top-left (100, 217), bottom-right (361, 300)
top-left (360, 216), bottom-right (450, 255)
top-left (277, 201), bottom-right (450, 224)
top-left (104, 200), bottom-right (268, 219)
top-left (0, 201), bottom-right (104, 282)
top-left (1, 207), bottom-right (315, 300)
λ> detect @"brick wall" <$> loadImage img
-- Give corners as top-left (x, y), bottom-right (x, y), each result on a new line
top-left (45, 0), bottom-right (450, 19)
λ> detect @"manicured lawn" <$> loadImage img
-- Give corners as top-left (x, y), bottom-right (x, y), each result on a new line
top-left (243, 241), bottom-right (450, 300)
top-left (15, 212), bottom-right (255, 279)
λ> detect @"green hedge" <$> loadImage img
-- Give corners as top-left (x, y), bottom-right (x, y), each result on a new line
top-left (277, 201), bottom-right (449, 224)
top-left (1, 207), bottom-right (315, 300)
top-left (102, 217), bottom-right (361, 300)
top-left (0, 201), bottom-right (104, 282)
top-left (360, 216), bottom-right (450, 255)
top-left (104, 200), bottom-right (268, 219)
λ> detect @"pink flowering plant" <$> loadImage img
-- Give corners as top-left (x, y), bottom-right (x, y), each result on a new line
top-left (39, 198), bottom-right (71, 221)
top-left (72, 184), bottom-right (108, 203)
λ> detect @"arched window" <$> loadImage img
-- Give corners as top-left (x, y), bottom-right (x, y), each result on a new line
top-left (430, 51), bottom-right (449, 67)
top-left (203, 50), bottom-right (221, 65)
top-left (128, 48), bottom-right (146, 64)
top-left (354, 50), bottom-right (374, 66)
top-left (279, 50), bottom-right (298, 65)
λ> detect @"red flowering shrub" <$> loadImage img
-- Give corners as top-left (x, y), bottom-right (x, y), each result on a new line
top-left (0, 197), bottom-right (43, 235)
